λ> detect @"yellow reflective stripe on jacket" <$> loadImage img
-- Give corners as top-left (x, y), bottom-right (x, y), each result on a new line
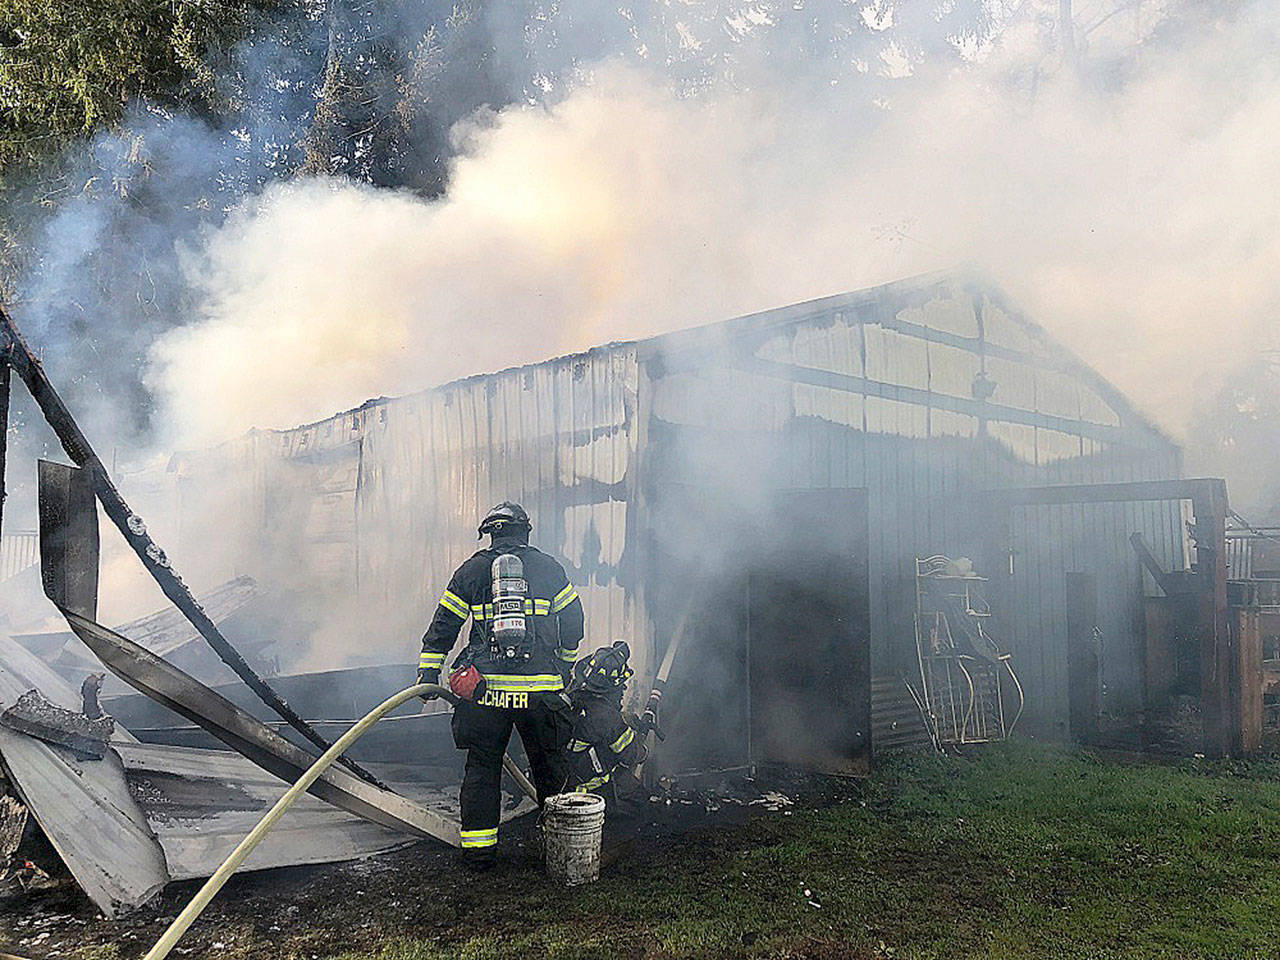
top-left (419, 652), bottom-right (446, 668)
top-left (481, 673), bottom-right (564, 692)
top-left (610, 727), bottom-right (634, 753)
top-left (460, 827), bottom-right (498, 848)
top-left (557, 646), bottom-right (578, 662)
top-left (439, 590), bottom-right (469, 619)
top-left (551, 584), bottom-right (579, 613)
top-left (470, 599), bottom-right (552, 620)
top-left (569, 739), bottom-right (592, 752)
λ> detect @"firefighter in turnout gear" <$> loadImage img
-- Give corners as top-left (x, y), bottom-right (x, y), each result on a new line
top-left (564, 641), bottom-right (647, 807)
top-left (417, 502), bottom-right (582, 867)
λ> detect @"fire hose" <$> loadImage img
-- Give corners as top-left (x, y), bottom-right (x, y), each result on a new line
top-left (142, 683), bottom-right (535, 960)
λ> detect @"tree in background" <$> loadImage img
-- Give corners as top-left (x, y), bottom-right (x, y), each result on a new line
top-left (0, 0), bottom-right (262, 171)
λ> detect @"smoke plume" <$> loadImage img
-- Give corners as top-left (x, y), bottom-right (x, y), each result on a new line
top-left (7, 0), bottom-right (1280, 643)
top-left (144, 3), bottom-right (1280, 462)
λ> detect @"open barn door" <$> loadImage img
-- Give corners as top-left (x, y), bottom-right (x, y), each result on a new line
top-left (747, 488), bottom-right (871, 775)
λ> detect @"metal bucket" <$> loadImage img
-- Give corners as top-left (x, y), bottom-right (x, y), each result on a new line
top-left (542, 793), bottom-right (605, 885)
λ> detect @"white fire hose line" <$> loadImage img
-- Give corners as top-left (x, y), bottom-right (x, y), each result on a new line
top-left (142, 682), bottom-right (535, 960)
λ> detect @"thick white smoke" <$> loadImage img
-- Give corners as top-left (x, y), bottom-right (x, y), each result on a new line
top-left (145, 7), bottom-right (1280, 450)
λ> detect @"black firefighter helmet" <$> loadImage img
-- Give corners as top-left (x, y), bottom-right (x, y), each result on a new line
top-left (478, 501), bottom-right (531, 539)
top-left (569, 641), bottom-right (634, 696)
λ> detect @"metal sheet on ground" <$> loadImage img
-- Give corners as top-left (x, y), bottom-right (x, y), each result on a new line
top-left (113, 743), bottom-right (536, 880)
top-left (61, 612), bottom-right (464, 846)
top-left (113, 743), bottom-right (414, 879)
top-left (0, 635), bottom-right (167, 917)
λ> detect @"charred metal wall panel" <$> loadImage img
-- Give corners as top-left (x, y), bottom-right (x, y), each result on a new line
top-left (161, 272), bottom-right (1182, 739)
top-left (638, 275), bottom-right (1182, 736)
top-left (350, 345), bottom-right (644, 678)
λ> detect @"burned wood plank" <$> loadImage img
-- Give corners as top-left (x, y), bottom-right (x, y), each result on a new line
top-left (0, 635), bottom-right (167, 917)
top-left (0, 689), bottom-right (114, 760)
top-left (0, 795), bottom-right (25, 863)
top-left (36, 460), bottom-right (99, 619)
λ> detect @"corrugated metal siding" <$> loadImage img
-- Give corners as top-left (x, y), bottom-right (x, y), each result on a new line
top-left (642, 280), bottom-right (1182, 734)
top-left (161, 273), bottom-right (1183, 738)
top-left (347, 346), bottom-right (644, 677)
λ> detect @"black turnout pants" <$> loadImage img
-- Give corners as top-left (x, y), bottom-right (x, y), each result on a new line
top-left (451, 695), bottom-right (570, 852)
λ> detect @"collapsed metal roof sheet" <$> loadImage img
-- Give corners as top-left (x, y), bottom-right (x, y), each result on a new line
top-left (0, 633), bottom-right (167, 917)
top-left (14, 574), bottom-right (264, 663)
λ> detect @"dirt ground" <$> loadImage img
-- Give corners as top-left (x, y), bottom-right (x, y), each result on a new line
top-left (1, 768), bottom-right (863, 960)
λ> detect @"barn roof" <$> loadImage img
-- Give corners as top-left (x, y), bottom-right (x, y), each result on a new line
top-left (237, 268), bottom-right (1173, 456)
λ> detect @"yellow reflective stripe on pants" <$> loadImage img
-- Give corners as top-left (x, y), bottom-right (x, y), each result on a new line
top-left (439, 591), bottom-right (469, 619)
top-left (481, 673), bottom-right (564, 692)
top-left (574, 773), bottom-right (610, 792)
top-left (610, 727), bottom-right (634, 753)
top-left (460, 827), bottom-right (498, 848)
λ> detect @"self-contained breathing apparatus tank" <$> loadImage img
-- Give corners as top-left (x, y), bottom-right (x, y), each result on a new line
top-left (491, 553), bottom-right (531, 661)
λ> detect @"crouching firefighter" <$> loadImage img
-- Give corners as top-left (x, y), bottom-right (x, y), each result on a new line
top-left (564, 641), bottom-right (647, 810)
top-left (416, 502), bottom-right (582, 868)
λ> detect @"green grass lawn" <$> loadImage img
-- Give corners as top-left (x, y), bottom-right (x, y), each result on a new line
top-left (332, 742), bottom-right (1280, 960)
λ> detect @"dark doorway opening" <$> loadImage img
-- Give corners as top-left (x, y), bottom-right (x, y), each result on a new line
top-left (650, 486), bottom-right (872, 777)
top-left (746, 489), bottom-right (871, 774)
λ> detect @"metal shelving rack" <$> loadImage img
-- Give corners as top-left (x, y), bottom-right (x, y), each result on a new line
top-left (911, 556), bottom-right (1024, 748)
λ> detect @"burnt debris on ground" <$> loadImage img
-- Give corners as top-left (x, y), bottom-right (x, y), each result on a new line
top-left (0, 765), bottom-right (864, 959)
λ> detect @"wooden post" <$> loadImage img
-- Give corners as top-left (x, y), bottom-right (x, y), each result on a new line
top-left (1233, 607), bottom-right (1263, 755)
top-left (1192, 481), bottom-right (1231, 757)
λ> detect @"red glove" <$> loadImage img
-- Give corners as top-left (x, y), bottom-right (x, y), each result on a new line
top-left (449, 665), bottom-right (487, 702)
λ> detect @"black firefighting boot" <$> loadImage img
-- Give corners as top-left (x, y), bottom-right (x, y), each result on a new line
top-left (461, 848), bottom-right (497, 872)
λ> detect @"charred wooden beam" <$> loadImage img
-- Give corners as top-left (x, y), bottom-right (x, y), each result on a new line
top-left (0, 795), bottom-right (25, 864)
top-left (1129, 532), bottom-right (1177, 596)
top-left (0, 304), bottom-right (380, 786)
top-left (0, 688), bottom-right (114, 760)
top-left (0, 355), bottom-right (9, 537)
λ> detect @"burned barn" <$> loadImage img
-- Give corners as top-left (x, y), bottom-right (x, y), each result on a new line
top-left (136, 270), bottom-right (1187, 775)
